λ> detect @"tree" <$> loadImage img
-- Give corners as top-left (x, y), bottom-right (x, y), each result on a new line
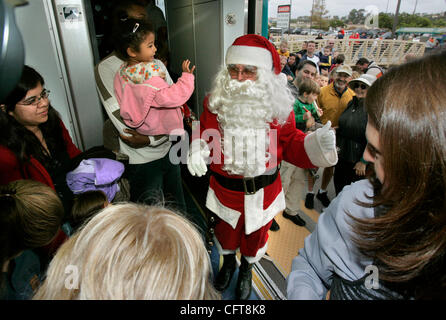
top-left (348, 9), bottom-right (366, 24)
top-left (311, 0), bottom-right (329, 30)
top-left (433, 18), bottom-right (446, 27)
top-left (378, 12), bottom-right (393, 29)
top-left (329, 19), bottom-right (345, 28)
top-left (399, 13), bottom-right (432, 27)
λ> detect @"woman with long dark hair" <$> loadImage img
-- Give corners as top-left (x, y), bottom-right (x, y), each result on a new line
top-left (0, 66), bottom-right (81, 257)
top-left (0, 65), bottom-right (81, 195)
top-left (287, 51), bottom-right (446, 299)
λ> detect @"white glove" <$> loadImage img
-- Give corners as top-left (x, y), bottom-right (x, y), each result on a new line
top-left (187, 139), bottom-right (210, 177)
top-left (316, 121), bottom-right (336, 152)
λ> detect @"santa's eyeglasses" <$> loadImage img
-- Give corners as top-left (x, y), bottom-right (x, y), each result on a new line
top-left (227, 64), bottom-right (257, 78)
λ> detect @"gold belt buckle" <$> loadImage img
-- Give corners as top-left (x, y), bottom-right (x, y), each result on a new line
top-left (242, 177), bottom-right (256, 195)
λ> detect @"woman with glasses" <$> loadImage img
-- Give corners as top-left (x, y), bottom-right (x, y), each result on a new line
top-left (333, 74), bottom-right (376, 195)
top-left (0, 65), bottom-right (81, 214)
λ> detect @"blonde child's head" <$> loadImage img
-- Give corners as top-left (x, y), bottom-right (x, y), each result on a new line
top-left (279, 39), bottom-right (289, 54)
top-left (34, 203), bottom-right (221, 300)
top-left (0, 180), bottom-right (64, 290)
top-left (316, 74), bottom-right (329, 88)
top-left (323, 46), bottom-right (331, 57)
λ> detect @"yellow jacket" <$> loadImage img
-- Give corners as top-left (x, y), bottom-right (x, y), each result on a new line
top-left (277, 49), bottom-right (290, 57)
top-left (317, 82), bottom-right (355, 127)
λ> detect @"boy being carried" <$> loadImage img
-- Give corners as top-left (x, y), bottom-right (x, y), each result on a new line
top-left (293, 79), bottom-right (323, 210)
top-left (281, 78), bottom-right (323, 226)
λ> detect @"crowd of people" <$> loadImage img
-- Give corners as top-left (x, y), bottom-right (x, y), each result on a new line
top-left (1, 0), bottom-right (446, 301)
top-left (275, 38), bottom-right (385, 218)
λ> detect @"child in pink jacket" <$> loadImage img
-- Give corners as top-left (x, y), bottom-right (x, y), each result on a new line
top-left (113, 18), bottom-right (195, 136)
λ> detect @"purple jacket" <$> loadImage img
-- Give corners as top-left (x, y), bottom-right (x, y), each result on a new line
top-left (66, 158), bottom-right (125, 202)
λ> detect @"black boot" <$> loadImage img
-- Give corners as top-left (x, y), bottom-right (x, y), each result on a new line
top-left (269, 218), bottom-right (280, 231)
top-left (214, 254), bottom-right (236, 292)
top-left (236, 256), bottom-right (253, 300)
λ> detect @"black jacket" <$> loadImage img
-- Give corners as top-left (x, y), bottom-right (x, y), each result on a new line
top-left (336, 96), bottom-right (367, 164)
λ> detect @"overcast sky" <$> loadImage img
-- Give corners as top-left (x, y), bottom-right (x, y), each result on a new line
top-left (268, 0), bottom-right (446, 18)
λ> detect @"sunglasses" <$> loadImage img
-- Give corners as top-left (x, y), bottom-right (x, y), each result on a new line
top-left (352, 83), bottom-right (368, 90)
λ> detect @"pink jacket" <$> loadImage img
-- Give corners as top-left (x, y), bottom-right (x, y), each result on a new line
top-left (114, 71), bottom-right (195, 135)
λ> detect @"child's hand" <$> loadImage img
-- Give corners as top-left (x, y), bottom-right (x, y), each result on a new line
top-left (302, 110), bottom-right (312, 121)
top-left (182, 59), bottom-right (196, 74)
top-left (306, 116), bottom-right (315, 129)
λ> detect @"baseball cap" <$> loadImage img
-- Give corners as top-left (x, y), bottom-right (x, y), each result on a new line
top-left (336, 65), bottom-right (353, 76)
top-left (348, 74), bottom-right (377, 88)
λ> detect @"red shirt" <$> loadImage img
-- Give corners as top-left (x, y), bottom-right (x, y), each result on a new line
top-left (0, 120), bottom-right (81, 187)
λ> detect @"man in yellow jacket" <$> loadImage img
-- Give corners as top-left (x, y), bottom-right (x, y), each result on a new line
top-left (314, 65), bottom-right (355, 207)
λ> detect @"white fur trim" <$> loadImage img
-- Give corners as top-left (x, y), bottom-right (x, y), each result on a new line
top-left (244, 242), bottom-right (268, 264)
top-left (244, 188), bottom-right (286, 235)
top-left (304, 130), bottom-right (338, 167)
top-left (206, 183), bottom-right (286, 235)
top-left (206, 187), bottom-right (241, 229)
top-left (226, 45), bottom-right (272, 71)
top-left (213, 235), bottom-right (236, 256)
top-left (244, 189), bottom-right (265, 235)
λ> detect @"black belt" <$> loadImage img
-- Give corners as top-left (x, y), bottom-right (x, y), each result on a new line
top-left (211, 168), bottom-right (279, 195)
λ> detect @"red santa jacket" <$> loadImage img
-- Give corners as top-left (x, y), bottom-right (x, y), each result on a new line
top-left (196, 96), bottom-right (326, 234)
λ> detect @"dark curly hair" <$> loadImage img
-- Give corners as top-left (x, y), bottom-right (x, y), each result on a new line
top-left (112, 18), bottom-right (155, 61)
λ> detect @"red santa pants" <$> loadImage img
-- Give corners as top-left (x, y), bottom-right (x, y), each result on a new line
top-left (213, 210), bottom-right (273, 258)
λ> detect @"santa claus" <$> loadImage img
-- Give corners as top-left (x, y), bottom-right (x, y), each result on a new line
top-left (187, 34), bottom-right (337, 300)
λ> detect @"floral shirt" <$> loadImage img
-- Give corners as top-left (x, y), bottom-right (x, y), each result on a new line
top-left (119, 61), bottom-right (165, 85)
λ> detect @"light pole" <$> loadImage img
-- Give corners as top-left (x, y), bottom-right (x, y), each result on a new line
top-left (310, 0), bottom-right (315, 33)
top-left (392, 0), bottom-right (401, 39)
top-left (413, 0), bottom-right (418, 15)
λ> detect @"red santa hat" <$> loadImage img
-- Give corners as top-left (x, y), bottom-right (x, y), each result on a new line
top-left (225, 34), bottom-right (281, 75)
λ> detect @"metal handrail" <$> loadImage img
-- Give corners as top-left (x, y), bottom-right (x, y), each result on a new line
top-left (271, 37), bottom-right (426, 67)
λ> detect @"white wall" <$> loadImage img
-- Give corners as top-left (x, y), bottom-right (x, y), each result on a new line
top-left (222, 0), bottom-right (247, 63)
top-left (15, 0), bottom-right (80, 146)
top-left (15, 0), bottom-right (105, 151)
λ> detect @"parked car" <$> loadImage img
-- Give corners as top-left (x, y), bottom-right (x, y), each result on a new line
top-left (269, 27), bottom-right (283, 36)
top-left (292, 27), bottom-right (302, 34)
top-left (381, 31), bottom-right (393, 39)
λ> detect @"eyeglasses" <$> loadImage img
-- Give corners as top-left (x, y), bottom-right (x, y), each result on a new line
top-left (352, 83), bottom-right (368, 90)
top-left (227, 65), bottom-right (257, 78)
top-left (17, 89), bottom-right (50, 106)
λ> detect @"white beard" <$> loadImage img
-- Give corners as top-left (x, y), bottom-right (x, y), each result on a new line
top-left (208, 67), bottom-right (294, 177)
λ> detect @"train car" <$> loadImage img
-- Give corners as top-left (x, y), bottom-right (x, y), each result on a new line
top-left (1, 0), bottom-right (339, 302)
